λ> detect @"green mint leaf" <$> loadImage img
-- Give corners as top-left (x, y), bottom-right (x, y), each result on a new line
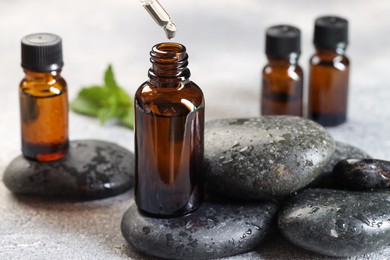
top-left (70, 86), bottom-right (109, 116)
top-left (115, 87), bottom-right (132, 105)
top-left (97, 106), bottom-right (117, 124)
top-left (119, 107), bottom-right (134, 129)
top-left (97, 95), bottom-right (125, 124)
top-left (104, 64), bottom-right (119, 90)
top-left (71, 64), bottom-right (134, 129)
top-left (70, 95), bottom-right (101, 116)
top-left (78, 86), bottom-right (110, 106)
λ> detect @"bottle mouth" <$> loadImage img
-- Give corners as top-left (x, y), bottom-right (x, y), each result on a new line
top-left (151, 42), bottom-right (187, 61)
top-left (148, 42), bottom-right (190, 84)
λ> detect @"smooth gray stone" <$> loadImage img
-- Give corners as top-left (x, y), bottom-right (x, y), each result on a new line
top-left (3, 140), bottom-right (134, 199)
top-left (278, 189), bottom-right (390, 257)
top-left (309, 141), bottom-right (372, 188)
top-left (334, 159), bottom-right (390, 190)
top-left (205, 116), bottom-right (335, 200)
top-left (121, 198), bottom-right (278, 259)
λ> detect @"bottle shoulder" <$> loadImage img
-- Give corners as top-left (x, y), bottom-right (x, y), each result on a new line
top-left (20, 73), bottom-right (67, 97)
top-left (263, 61), bottom-right (303, 70)
top-left (136, 81), bottom-right (203, 100)
top-left (310, 52), bottom-right (349, 66)
top-left (135, 80), bottom-right (204, 116)
top-left (263, 63), bottom-right (303, 80)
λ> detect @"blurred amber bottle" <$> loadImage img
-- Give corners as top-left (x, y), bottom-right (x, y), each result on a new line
top-left (308, 16), bottom-right (350, 126)
top-left (261, 25), bottom-right (303, 116)
top-left (134, 42), bottom-right (205, 217)
top-left (19, 33), bottom-right (68, 162)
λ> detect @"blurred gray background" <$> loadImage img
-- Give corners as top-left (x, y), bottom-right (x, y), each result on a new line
top-left (1, 0), bottom-right (390, 259)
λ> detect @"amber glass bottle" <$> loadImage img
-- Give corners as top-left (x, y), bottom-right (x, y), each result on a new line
top-left (261, 25), bottom-right (303, 116)
top-left (19, 33), bottom-right (68, 162)
top-left (134, 42), bottom-right (205, 217)
top-left (308, 16), bottom-right (349, 126)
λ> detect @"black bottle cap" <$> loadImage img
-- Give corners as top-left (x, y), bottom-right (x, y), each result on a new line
top-left (21, 33), bottom-right (64, 72)
top-left (314, 16), bottom-right (348, 50)
top-left (265, 25), bottom-right (301, 58)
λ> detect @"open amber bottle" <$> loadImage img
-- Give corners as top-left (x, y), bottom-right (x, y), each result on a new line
top-left (261, 25), bottom-right (303, 116)
top-left (19, 33), bottom-right (68, 162)
top-left (134, 42), bottom-right (205, 217)
top-left (308, 16), bottom-right (350, 126)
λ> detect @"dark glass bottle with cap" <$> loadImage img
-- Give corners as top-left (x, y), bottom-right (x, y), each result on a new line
top-left (261, 25), bottom-right (303, 116)
top-left (308, 16), bottom-right (350, 126)
top-left (19, 33), bottom-right (68, 162)
top-left (134, 42), bottom-right (205, 217)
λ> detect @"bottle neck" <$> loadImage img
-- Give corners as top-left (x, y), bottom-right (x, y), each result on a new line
top-left (267, 54), bottom-right (300, 66)
top-left (24, 69), bottom-right (62, 81)
top-left (315, 47), bottom-right (346, 56)
top-left (148, 42), bottom-right (191, 87)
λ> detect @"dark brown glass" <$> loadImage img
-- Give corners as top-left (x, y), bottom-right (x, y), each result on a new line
top-left (308, 48), bottom-right (350, 126)
top-left (134, 42), bottom-right (205, 217)
top-left (19, 70), bottom-right (69, 162)
top-left (261, 58), bottom-right (303, 116)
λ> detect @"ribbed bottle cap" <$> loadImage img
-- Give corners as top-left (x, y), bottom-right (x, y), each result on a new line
top-left (21, 33), bottom-right (63, 72)
top-left (265, 25), bottom-right (301, 58)
top-left (314, 16), bottom-right (348, 50)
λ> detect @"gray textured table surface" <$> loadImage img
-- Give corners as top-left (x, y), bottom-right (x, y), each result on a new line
top-left (1, 0), bottom-right (390, 259)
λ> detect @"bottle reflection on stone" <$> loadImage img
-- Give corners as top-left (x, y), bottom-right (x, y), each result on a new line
top-left (19, 33), bottom-right (69, 162)
top-left (134, 42), bottom-right (205, 217)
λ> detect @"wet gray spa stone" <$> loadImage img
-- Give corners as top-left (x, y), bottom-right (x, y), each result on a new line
top-left (309, 141), bottom-right (372, 188)
top-left (334, 159), bottom-right (390, 190)
top-left (121, 198), bottom-right (278, 259)
top-left (205, 117), bottom-right (335, 200)
top-left (278, 189), bottom-right (390, 257)
top-left (3, 140), bottom-right (134, 199)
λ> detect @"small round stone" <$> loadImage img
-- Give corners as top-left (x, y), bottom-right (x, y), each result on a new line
top-left (309, 141), bottom-right (372, 188)
top-left (3, 140), bottom-right (134, 199)
top-left (278, 189), bottom-right (390, 257)
top-left (334, 159), bottom-right (390, 190)
top-left (205, 116), bottom-right (335, 200)
top-left (121, 198), bottom-right (278, 259)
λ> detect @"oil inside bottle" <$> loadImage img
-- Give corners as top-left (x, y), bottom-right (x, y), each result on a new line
top-left (20, 88), bottom-right (68, 162)
top-left (135, 100), bottom-right (204, 217)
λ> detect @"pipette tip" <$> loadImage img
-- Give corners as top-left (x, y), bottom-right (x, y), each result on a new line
top-left (164, 21), bottom-right (176, 40)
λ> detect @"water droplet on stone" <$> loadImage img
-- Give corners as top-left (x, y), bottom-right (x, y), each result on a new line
top-left (207, 219), bottom-right (215, 228)
top-left (185, 220), bottom-right (194, 229)
top-left (222, 158), bottom-right (234, 165)
top-left (239, 146), bottom-right (249, 153)
top-left (311, 207), bottom-right (320, 213)
top-left (336, 219), bottom-right (346, 230)
top-left (354, 214), bottom-right (371, 226)
top-left (142, 226), bottom-right (151, 235)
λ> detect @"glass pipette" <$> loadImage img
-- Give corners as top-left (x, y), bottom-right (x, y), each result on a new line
top-left (139, 0), bottom-right (176, 39)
